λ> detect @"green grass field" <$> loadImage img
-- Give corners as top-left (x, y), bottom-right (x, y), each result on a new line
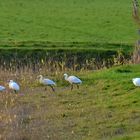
top-left (0, 64), bottom-right (140, 139)
top-left (0, 0), bottom-right (138, 45)
top-left (0, 1), bottom-right (140, 139)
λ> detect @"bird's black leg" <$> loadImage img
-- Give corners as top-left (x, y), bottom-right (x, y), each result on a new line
top-left (44, 87), bottom-right (47, 91)
top-left (77, 84), bottom-right (79, 89)
top-left (50, 86), bottom-right (55, 92)
top-left (71, 84), bottom-right (73, 91)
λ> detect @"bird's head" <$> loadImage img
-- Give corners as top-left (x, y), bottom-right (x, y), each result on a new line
top-left (64, 73), bottom-right (68, 77)
top-left (7, 80), bottom-right (14, 86)
top-left (37, 75), bottom-right (43, 79)
top-left (37, 75), bottom-right (44, 83)
top-left (9, 80), bottom-right (13, 83)
top-left (132, 78), bottom-right (135, 82)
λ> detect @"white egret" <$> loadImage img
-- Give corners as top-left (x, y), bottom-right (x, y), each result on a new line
top-left (9, 80), bottom-right (20, 93)
top-left (132, 78), bottom-right (140, 86)
top-left (0, 85), bottom-right (6, 92)
top-left (38, 75), bottom-right (56, 92)
top-left (63, 73), bottom-right (82, 90)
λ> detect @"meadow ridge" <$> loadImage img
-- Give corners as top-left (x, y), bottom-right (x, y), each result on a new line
top-left (0, 0), bottom-right (138, 45)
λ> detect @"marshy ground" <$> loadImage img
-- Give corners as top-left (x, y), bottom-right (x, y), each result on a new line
top-left (0, 64), bottom-right (140, 140)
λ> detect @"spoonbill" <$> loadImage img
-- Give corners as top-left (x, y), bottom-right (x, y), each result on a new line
top-left (132, 78), bottom-right (140, 86)
top-left (0, 85), bottom-right (6, 92)
top-left (63, 73), bottom-right (82, 90)
top-left (9, 80), bottom-right (20, 93)
top-left (38, 75), bottom-right (56, 92)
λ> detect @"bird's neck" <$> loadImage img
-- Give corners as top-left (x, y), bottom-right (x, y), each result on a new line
top-left (64, 75), bottom-right (68, 81)
top-left (39, 77), bottom-right (44, 82)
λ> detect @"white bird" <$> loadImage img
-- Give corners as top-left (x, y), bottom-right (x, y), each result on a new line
top-left (9, 80), bottom-right (20, 93)
top-left (0, 85), bottom-right (6, 92)
top-left (64, 73), bottom-right (82, 90)
top-left (38, 75), bottom-right (56, 92)
top-left (132, 78), bottom-right (140, 86)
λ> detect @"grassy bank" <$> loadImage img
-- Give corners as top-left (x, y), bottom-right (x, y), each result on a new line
top-left (0, 41), bottom-right (133, 52)
top-left (0, 64), bottom-right (140, 139)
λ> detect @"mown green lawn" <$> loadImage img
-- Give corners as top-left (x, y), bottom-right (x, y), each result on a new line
top-left (0, 64), bottom-right (140, 139)
top-left (0, 0), bottom-right (138, 45)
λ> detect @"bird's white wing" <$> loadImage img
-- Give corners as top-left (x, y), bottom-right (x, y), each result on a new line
top-left (43, 79), bottom-right (56, 85)
top-left (133, 78), bottom-right (140, 86)
top-left (68, 76), bottom-right (82, 84)
top-left (0, 85), bottom-right (5, 91)
top-left (10, 82), bottom-right (20, 90)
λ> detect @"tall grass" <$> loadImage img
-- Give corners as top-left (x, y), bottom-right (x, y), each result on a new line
top-left (0, 49), bottom-right (132, 74)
